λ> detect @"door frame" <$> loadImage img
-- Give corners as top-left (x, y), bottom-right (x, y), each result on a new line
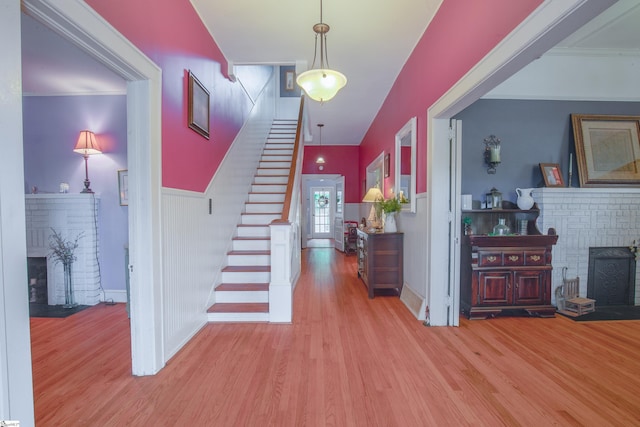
top-left (425, 0), bottom-right (615, 326)
top-left (20, 0), bottom-right (165, 376)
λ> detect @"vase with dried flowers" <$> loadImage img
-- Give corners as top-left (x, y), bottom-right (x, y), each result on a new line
top-left (49, 228), bottom-right (84, 308)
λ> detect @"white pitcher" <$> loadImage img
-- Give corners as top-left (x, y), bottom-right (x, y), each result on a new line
top-left (516, 188), bottom-right (534, 210)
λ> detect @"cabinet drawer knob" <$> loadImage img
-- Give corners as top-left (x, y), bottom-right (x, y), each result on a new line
top-left (487, 255), bottom-right (497, 262)
top-left (508, 255), bottom-right (519, 262)
top-left (530, 255), bottom-right (541, 261)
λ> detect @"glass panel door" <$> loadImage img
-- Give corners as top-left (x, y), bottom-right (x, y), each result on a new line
top-left (311, 187), bottom-right (332, 239)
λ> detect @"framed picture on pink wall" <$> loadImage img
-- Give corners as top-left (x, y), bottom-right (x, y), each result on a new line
top-left (188, 70), bottom-right (210, 139)
top-left (384, 153), bottom-right (390, 178)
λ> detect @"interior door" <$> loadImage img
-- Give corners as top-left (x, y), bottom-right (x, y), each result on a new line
top-left (449, 119), bottom-right (463, 326)
top-left (310, 186), bottom-right (333, 239)
top-left (334, 176), bottom-right (345, 251)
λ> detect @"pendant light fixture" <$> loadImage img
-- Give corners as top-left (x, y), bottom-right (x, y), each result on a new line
top-left (296, 0), bottom-right (347, 103)
top-left (316, 123), bottom-right (325, 170)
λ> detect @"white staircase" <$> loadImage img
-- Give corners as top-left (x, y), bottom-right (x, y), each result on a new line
top-left (207, 119), bottom-right (297, 322)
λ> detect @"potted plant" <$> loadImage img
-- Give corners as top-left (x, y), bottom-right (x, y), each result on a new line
top-left (380, 197), bottom-right (401, 232)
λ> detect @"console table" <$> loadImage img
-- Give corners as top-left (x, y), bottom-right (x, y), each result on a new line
top-left (356, 229), bottom-right (403, 298)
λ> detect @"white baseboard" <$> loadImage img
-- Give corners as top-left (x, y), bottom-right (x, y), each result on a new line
top-left (102, 290), bottom-right (128, 304)
top-left (400, 284), bottom-right (426, 321)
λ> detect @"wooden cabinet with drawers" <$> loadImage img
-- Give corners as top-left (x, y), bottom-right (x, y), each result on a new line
top-left (460, 205), bottom-right (558, 319)
top-left (356, 229), bottom-right (403, 299)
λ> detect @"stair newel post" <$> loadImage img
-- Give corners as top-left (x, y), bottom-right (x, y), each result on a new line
top-left (269, 219), bottom-right (294, 322)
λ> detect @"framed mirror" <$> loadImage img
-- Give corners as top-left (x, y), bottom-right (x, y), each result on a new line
top-left (366, 151), bottom-right (385, 196)
top-left (395, 117), bottom-right (417, 213)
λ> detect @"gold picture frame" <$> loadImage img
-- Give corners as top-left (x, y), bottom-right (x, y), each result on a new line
top-left (539, 163), bottom-right (565, 187)
top-left (188, 70), bottom-right (210, 139)
top-left (571, 114), bottom-right (640, 187)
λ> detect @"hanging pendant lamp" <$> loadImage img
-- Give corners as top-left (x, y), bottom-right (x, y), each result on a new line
top-left (296, 0), bottom-right (347, 103)
top-left (316, 123), bottom-right (325, 170)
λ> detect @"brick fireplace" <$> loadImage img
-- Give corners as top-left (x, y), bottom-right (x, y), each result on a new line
top-left (533, 188), bottom-right (640, 306)
top-left (25, 194), bottom-right (101, 306)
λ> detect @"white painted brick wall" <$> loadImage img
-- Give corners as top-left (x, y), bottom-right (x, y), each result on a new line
top-left (533, 188), bottom-right (640, 305)
top-left (25, 194), bottom-right (101, 306)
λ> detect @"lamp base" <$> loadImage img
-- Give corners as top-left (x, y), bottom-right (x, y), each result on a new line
top-left (81, 178), bottom-right (93, 193)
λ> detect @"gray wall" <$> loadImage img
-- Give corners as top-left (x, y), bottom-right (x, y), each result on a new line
top-left (454, 99), bottom-right (640, 204)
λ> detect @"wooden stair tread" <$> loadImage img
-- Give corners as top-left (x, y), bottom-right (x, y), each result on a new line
top-left (216, 283), bottom-right (269, 292)
top-left (241, 212), bottom-right (281, 215)
top-left (207, 303), bottom-right (269, 313)
top-left (222, 265), bottom-right (270, 272)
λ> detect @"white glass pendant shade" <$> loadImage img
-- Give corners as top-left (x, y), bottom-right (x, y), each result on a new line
top-left (297, 68), bottom-right (347, 102)
top-left (316, 156), bottom-right (325, 164)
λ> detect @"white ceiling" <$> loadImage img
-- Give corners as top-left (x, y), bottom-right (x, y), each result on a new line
top-left (20, 0), bottom-right (640, 146)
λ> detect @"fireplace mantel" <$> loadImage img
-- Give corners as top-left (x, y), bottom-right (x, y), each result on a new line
top-left (533, 187), bottom-right (640, 305)
top-left (25, 194), bottom-right (101, 305)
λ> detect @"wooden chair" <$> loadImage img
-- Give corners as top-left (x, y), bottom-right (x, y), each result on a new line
top-left (344, 222), bottom-right (358, 255)
top-left (557, 274), bottom-right (596, 317)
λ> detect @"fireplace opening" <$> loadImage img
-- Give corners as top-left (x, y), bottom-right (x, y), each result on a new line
top-left (27, 257), bottom-right (48, 304)
top-left (588, 247), bottom-right (636, 306)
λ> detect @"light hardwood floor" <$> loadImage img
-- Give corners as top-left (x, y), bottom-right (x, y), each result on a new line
top-left (31, 247), bottom-right (640, 426)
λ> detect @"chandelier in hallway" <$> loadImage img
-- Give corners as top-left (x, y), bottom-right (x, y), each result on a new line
top-left (296, 0), bottom-right (347, 103)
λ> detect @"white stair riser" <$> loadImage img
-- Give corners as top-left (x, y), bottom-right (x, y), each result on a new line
top-left (263, 149), bottom-right (293, 156)
top-left (227, 254), bottom-right (270, 266)
top-left (241, 213), bottom-right (280, 224)
top-left (259, 161), bottom-right (291, 169)
top-left (256, 168), bottom-right (290, 176)
top-left (207, 312), bottom-right (269, 322)
top-left (233, 239), bottom-right (270, 251)
top-left (236, 226), bottom-right (270, 238)
top-left (254, 176), bottom-right (288, 184)
top-left (248, 193), bottom-right (285, 203)
top-left (264, 144), bottom-right (294, 150)
top-left (221, 271), bottom-right (270, 283)
top-left (251, 184), bottom-right (287, 193)
top-left (245, 203), bottom-right (283, 213)
top-left (214, 290), bottom-right (269, 303)
top-left (261, 155), bottom-right (292, 161)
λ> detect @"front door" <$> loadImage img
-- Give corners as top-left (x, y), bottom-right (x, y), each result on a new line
top-left (310, 187), bottom-right (333, 239)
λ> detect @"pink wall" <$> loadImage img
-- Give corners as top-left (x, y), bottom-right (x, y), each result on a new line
top-left (359, 0), bottom-right (543, 196)
top-left (302, 145), bottom-right (360, 203)
top-left (86, 0), bottom-right (254, 192)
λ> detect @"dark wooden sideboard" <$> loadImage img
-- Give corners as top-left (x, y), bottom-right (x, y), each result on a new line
top-left (460, 204), bottom-right (558, 319)
top-left (356, 229), bottom-right (403, 299)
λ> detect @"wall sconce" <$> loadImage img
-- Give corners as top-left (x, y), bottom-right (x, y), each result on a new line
top-left (483, 134), bottom-right (501, 174)
top-left (73, 130), bottom-right (102, 193)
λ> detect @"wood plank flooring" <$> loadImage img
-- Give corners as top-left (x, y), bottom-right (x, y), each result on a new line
top-left (31, 247), bottom-right (640, 426)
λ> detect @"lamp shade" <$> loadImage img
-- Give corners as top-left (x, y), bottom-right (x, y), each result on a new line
top-left (362, 187), bottom-right (383, 203)
top-left (73, 130), bottom-right (102, 155)
top-left (296, 68), bottom-right (347, 102)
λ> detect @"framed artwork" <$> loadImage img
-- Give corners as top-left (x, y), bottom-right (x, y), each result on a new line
top-left (571, 114), bottom-right (640, 187)
top-left (540, 163), bottom-right (565, 187)
top-left (188, 70), bottom-right (210, 139)
top-left (118, 169), bottom-right (128, 206)
top-left (279, 66), bottom-right (300, 97)
top-left (384, 153), bottom-right (390, 178)
top-left (285, 71), bottom-right (295, 91)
